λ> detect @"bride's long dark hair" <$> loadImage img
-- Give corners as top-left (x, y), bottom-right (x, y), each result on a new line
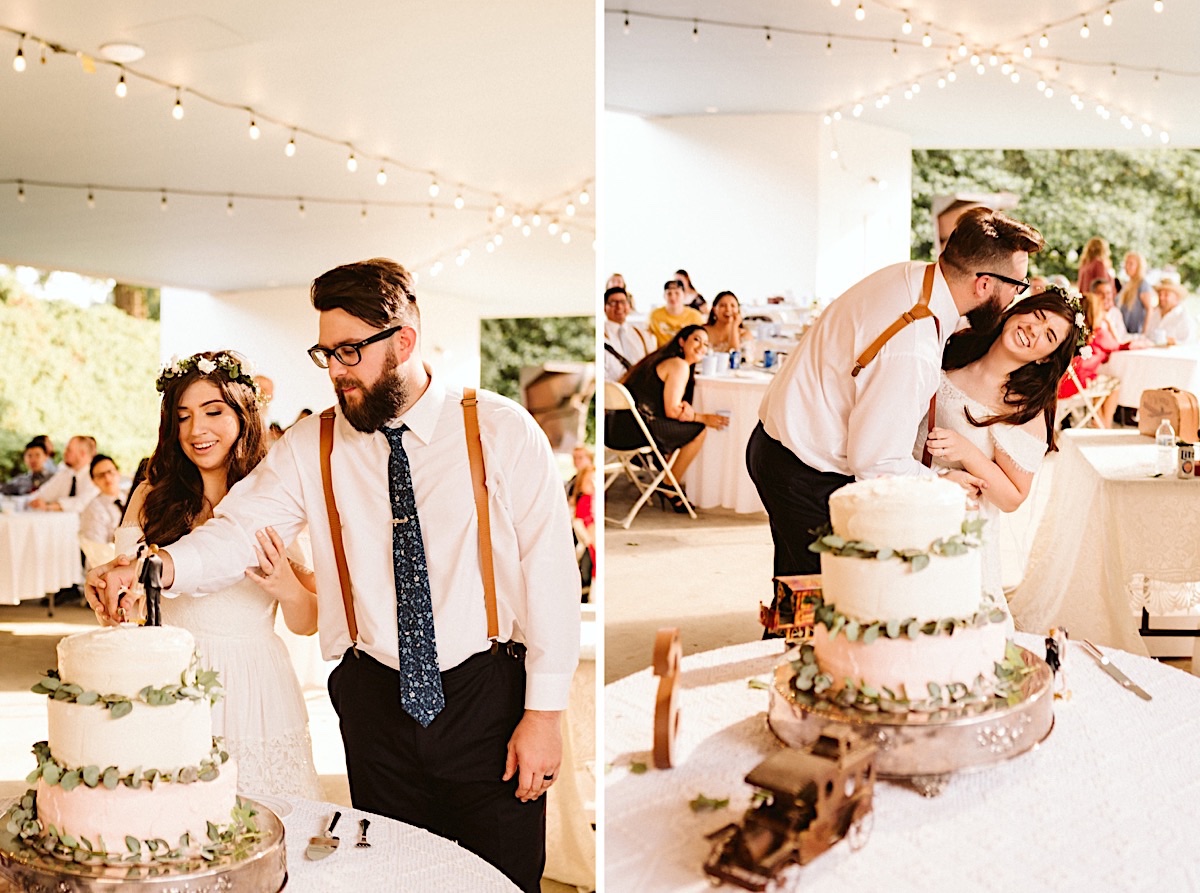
top-left (141, 352), bottom-right (266, 546)
top-left (942, 287), bottom-right (1081, 451)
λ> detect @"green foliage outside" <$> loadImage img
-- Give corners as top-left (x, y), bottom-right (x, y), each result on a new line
top-left (479, 316), bottom-right (596, 444)
top-left (0, 289), bottom-right (161, 478)
top-left (912, 148), bottom-right (1200, 286)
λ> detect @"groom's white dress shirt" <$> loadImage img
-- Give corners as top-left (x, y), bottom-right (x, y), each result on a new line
top-left (758, 261), bottom-right (960, 480)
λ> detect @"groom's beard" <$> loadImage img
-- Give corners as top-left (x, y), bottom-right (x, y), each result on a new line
top-left (335, 353), bottom-right (410, 432)
top-left (965, 293), bottom-right (1007, 334)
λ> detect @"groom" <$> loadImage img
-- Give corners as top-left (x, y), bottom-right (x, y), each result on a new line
top-left (88, 258), bottom-right (580, 892)
top-left (746, 207), bottom-right (1045, 577)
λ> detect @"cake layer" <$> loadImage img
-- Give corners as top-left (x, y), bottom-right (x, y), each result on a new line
top-left (828, 476), bottom-right (966, 550)
top-left (811, 622), bottom-right (1008, 699)
top-left (47, 698), bottom-right (213, 774)
top-left (34, 759), bottom-right (238, 851)
top-left (58, 626), bottom-right (197, 695)
top-left (819, 551), bottom-right (982, 623)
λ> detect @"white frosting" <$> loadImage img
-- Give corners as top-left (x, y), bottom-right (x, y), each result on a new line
top-left (811, 622), bottom-right (1007, 698)
top-left (35, 760), bottom-right (238, 850)
top-left (47, 698), bottom-right (214, 775)
top-left (57, 626), bottom-right (197, 695)
top-left (828, 476), bottom-right (966, 550)
top-left (820, 551), bottom-right (982, 623)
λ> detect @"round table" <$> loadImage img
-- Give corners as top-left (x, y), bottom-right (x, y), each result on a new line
top-left (1101, 343), bottom-right (1200, 409)
top-left (0, 513), bottom-right (82, 605)
top-left (605, 636), bottom-right (1200, 891)
top-left (683, 371), bottom-right (772, 514)
top-left (279, 798), bottom-right (520, 891)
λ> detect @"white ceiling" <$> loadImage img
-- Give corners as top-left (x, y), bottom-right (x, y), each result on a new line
top-left (0, 1), bottom-right (595, 312)
top-left (605, 0), bottom-right (1200, 149)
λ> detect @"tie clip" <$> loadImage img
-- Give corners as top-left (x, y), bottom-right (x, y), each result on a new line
top-left (392, 517), bottom-right (409, 525)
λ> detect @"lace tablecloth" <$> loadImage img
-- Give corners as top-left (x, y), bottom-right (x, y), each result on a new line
top-left (0, 513), bottom-right (82, 605)
top-left (605, 637), bottom-right (1200, 892)
top-left (683, 372), bottom-right (771, 514)
top-left (1008, 429), bottom-right (1200, 656)
top-left (280, 798), bottom-right (519, 892)
top-left (1101, 344), bottom-right (1200, 409)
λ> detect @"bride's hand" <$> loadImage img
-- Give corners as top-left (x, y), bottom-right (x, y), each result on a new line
top-left (85, 554), bottom-right (138, 625)
top-left (245, 527), bottom-right (302, 600)
top-left (926, 427), bottom-right (979, 465)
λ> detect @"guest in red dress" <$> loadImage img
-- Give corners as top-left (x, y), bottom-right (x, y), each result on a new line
top-left (569, 444), bottom-right (595, 598)
top-left (1058, 291), bottom-right (1125, 426)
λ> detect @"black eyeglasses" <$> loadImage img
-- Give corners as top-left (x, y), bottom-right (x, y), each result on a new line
top-left (307, 325), bottom-right (405, 369)
top-left (977, 271), bottom-right (1030, 295)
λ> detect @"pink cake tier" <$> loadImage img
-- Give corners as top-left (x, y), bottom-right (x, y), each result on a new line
top-left (33, 760), bottom-right (239, 850)
top-left (810, 621), bottom-right (1008, 698)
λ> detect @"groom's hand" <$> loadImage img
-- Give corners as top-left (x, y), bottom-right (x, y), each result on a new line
top-left (503, 709), bottom-right (562, 801)
top-left (941, 468), bottom-right (986, 501)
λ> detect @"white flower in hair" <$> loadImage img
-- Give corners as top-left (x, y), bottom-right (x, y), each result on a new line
top-left (1079, 345), bottom-right (1094, 360)
top-left (241, 356), bottom-right (256, 375)
top-left (1075, 312), bottom-right (1086, 328)
top-left (197, 358), bottom-right (217, 374)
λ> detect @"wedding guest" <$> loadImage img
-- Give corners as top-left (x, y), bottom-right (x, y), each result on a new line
top-left (568, 444), bottom-right (595, 597)
top-left (607, 325), bottom-right (729, 512)
top-left (1144, 281), bottom-right (1197, 346)
top-left (78, 455), bottom-right (127, 545)
top-left (749, 206), bottom-right (1044, 576)
top-left (1028, 275), bottom-right (1049, 293)
top-left (1118, 251), bottom-right (1155, 334)
top-left (607, 272), bottom-right (634, 309)
top-left (921, 286), bottom-right (1084, 605)
top-left (705, 291), bottom-right (754, 354)
top-left (1092, 278), bottom-right (1129, 344)
top-left (1075, 237), bottom-right (1115, 296)
top-left (1, 439), bottom-right (53, 495)
top-left (28, 435), bottom-right (98, 512)
top-left (89, 259), bottom-right (578, 893)
top-left (30, 435), bottom-right (58, 475)
top-left (676, 268), bottom-right (707, 316)
top-left (1058, 290), bottom-right (1123, 428)
top-left (603, 285), bottom-right (654, 381)
top-left (647, 279), bottom-right (704, 348)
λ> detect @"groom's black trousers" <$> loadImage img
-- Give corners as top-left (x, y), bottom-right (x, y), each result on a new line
top-left (746, 421), bottom-right (853, 576)
top-left (328, 644), bottom-right (546, 893)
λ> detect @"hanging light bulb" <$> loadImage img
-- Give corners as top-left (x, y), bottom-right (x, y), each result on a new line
top-left (764, 27), bottom-right (772, 46)
top-left (227, 197), bottom-right (235, 216)
top-left (692, 21), bottom-right (699, 42)
top-left (456, 253), bottom-right (467, 267)
top-left (298, 199), bottom-right (306, 217)
top-left (13, 39), bottom-right (25, 72)
top-left (1103, 9), bottom-right (1113, 25)
top-left (512, 213), bottom-right (523, 228)
top-left (346, 152), bottom-right (357, 173)
top-left (561, 230), bottom-right (571, 244)
top-left (376, 167), bottom-right (388, 185)
top-left (532, 212), bottom-right (542, 227)
top-left (493, 232), bottom-right (504, 246)
top-left (901, 18), bottom-right (912, 35)
top-left (1023, 44), bottom-right (1032, 58)
top-left (947, 69), bottom-right (957, 82)
top-left (16, 181), bottom-right (25, 203)
top-left (431, 261), bottom-right (443, 276)
top-left (361, 206), bottom-right (368, 222)
top-left (86, 190), bottom-right (95, 210)
top-left (1154, 1), bottom-right (1163, 12)
top-left (852, 103), bottom-right (863, 117)
top-left (970, 54), bottom-right (980, 66)
top-left (115, 73), bottom-right (128, 98)
top-left (623, 13), bottom-right (630, 34)
top-left (428, 178), bottom-right (440, 198)
top-left (494, 201), bottom-right (505, 219)
top-left (1010, 72), bottom-right (1020, 83)
top-left (830, 0), bottom-right (841, 6)
top-left (988, 53), bottom-right (998, 66)
top-left (958, 41), bottom-right (968, 57)
top-left (937, 76), bottom-right (946, 88)
top-left (922, 33), bottom-right (932, 48)
top-left (854, 4), bottom-right (865, 21)
top-left (486, 241), bottom-right (495, 253)
top-left (522, 224), bottom-right (531, 237)
top-left (1079, 21), bottom-right (1090, 38)
top-left (823, 114), bottom-right (832, 124)
top-left (826, 39), bottom-right (833, 55)
top-left (579, 188), bottom-right (590, 205)
top-left (548, 219), bottom-right (559, 236)
top-left (285, 132), bottom-right (297, 157)
top-left (1160, 130), bottom-right (1170, 144)
top-left (833, 109), bottom-right (842, 119)
top-left (172, 90), bottom-right (184, 120)
top-left (566, 202), bottom-right (576, 217)
top-left (911, 82), bottom-right (920, 94)
top-left (1039, 33), bottom-right (1049, 48)
top-left (160, 191), bottom-right (169, 211)
top-left (248, 117), bottom-right (260, 140)
top-left (1044, 87), bottom-right (1053, 97)
top-left (38, 41), bottom-right (46, 65)
top-left (830, 149), bottom-right (839, 160)
top-left (454, 192), bottom-right (465, 210)
top-left (1001, 61), bottom-right (1013, 74)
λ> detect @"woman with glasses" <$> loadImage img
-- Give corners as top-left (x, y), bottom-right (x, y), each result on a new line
top-left (101, 350), bottom-right (322, 799)
top-left (919, 287), bottom-right (1086, 611)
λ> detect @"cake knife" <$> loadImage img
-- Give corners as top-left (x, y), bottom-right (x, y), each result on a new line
top-left (306, 811), bottom-right (342, 860)
top-left (1080, 640), bottom-right (1152, 701)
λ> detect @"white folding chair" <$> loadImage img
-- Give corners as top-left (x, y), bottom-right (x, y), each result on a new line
top-left (1056, 366), bottom-right (1119, 429)
top-left (603, 381), bottom-right (696, 528)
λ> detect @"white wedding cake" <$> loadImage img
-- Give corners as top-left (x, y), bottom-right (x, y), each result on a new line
top-left (7, 625), bottom-right (253, 864)
top-left (798, 476), bottom-right (1019, 710)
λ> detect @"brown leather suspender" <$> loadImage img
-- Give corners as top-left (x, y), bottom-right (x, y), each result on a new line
top-left (847, 263), bottom-right (942, 468)
top-left (318, 390), bottom-right (500, 652)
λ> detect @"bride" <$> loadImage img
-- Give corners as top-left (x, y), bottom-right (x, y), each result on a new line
top-left (114, 350), bottom-right (322, 799)
top-left (918, 286), bottom-right (1085, 606)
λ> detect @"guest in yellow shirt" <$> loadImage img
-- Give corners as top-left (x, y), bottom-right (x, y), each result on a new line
top-left (648, 279), bottom-right (705, 347)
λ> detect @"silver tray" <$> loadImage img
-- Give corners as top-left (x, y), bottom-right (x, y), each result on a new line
top-left (0, 800), bottom-right (286, 892)
top-left (768, 645), bottom-right (1055, 797)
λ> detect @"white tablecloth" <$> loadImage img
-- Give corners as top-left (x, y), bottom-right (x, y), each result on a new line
top-left (1008, 429), bottom-right (1200, 656)
top-left (0, 513), bottom-right (82, 605)
top-left (682, 372), bottom-right (771, 514)
top-left (605, 638), bottom-right (1200, 892)
top-left (1101, 344), bottom-right (1200, 408)
top-left (280, 798), bottom-right (520, 892)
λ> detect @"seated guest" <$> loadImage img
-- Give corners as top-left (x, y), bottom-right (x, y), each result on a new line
top-left (1058, 291), bottom-right (1123, 427)
top-left (676, 269), bottom-right (707, 316)
top-left (603, 285), bottom-right (654, 381)
top-left (1093, 278), bottom-right (1129, 344)
top-left (607, 272), bottom-right (634, 309)
top-left (606, 325), bottom-right (729, 511)
top-left (79, 455), bottom-right (127, 545)
top-left (647, 279), bottom-right (705, 348)
top-left (28, 435), bottom-right (99, 512)
top-left (704, 290), bottom-right (754, 354)
top-left (30, 435), bottom-right (58, 475)
top-left (1028, 275), bottom-right (1049, 293)
top-left (1118, 251), bottom-right (1155, 335)
top-left (2, 439), bottom-right (53, 495)
top-left (1143, 281), bottom-right (1197, 346)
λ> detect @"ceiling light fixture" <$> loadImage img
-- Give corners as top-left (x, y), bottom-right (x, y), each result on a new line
top-left (902, 18), bottom-right (912, 35)
top-left (248, 117), bottom-right (260, 140)
top-left (346, 152), bottom-right (357, 173)
top-left (172, 89), bottom-right (184, 120)
top-left (1103, 9), bottom-right (1113, 25)
top-left (1080, 21), bottom-right (1090, 38)
top-left (115, 72), bottom-right (127, 98)
top-left (854, 4), bottom-right (865, 22)
top-left (428, 178), bottom-right (439, 198)
top-left (922, 33), bottom-right (932, 48)
top-left (376, 167), bottom-right (387, 186)
top-left (285, 133), bottom-right (296, 157)
top-left (13, 39), bottom-right (25, 72)
top-left (454, 192), bottom-right (465, 210)
top-left (98, 42), bottom-right (145, 63)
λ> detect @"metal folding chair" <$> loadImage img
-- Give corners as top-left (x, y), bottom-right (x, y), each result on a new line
top-left (1056, 365), bottom-right (1119, 429)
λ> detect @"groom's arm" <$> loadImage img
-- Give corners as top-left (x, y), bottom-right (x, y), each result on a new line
top-left (845, 348), bottom-right (941, 479)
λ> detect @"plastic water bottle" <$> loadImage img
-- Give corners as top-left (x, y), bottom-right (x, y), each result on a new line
top-left (1156, 419), bottom-right (1177, 475)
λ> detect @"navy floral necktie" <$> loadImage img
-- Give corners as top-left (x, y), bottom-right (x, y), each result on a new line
top-left (383, 425), bottom-right (445, 727)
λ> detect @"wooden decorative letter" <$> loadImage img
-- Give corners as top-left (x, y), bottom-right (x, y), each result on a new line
top-left (652, 627), bottom-right (682, 769)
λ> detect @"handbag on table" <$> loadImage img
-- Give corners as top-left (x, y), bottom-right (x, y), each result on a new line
top-left (1138, 387), bottom-right (1199, 442)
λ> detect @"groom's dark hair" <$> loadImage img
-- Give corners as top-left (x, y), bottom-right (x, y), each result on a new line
top-left (940, 207), bottom-right (1045, 276)
top-left (311, 257), bottom-right (420, 332)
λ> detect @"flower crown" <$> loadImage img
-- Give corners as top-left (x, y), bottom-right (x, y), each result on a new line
top-left (156, 351), bottom-right (261, 398)
top-left (1043, 285), bottom-right (1093, 360)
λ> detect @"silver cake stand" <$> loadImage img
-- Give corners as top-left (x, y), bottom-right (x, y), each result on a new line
top-left (0, 800), bottom-right (286, 892)
top-left (768, 645), bottom-right (1055, 797)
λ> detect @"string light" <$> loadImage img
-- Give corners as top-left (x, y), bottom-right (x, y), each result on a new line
top-left (1103, 9), bottom-right (1113, 25)
top-left (346, 152), bottom-right (357, 173)
top-left (922, 33), bottom-right (932, 48)
top-left (454, 192), bottom-right (465, 210)
top-left (854, 4), bottom-right (865, 22)
top-left (17, 181), bottom-right (25, 202)
top-left (901, 18), bottom-right (912, 35)
top-left (512, 213), bottom-right (523, 227)
top-left (1039, 33), bottom-right (1049, 48)
top-left (248, 117), bottom-right (260, 140)
top-left (493, 232), bottom-right (504, 246)
top-left (623, 12), bottom-right (630, 34)
top-left (1080, 21), bottom-right (1090, 38)
top-left (1154, 1), bottom-right (1163, 12)
top-left (1023, 44), bottom-right (1032, 59)
top-left (764, 27), bottom-right (772, 46)
top-left (561, 230), bottom-right (571, 244)
top-left (298, 199), bottom-right (306, 217)
top-left (958, 41), bottom-right (968, 57)
top-left (12, 38), bottom-right (25, 72)
top-left (115, 73), bottom-right (127, 98)
top-left (285, 132), bottom-right (296, 157)
top-left (579, 188), bottom-right (590, 205)
top-left (486, 241), bottom-right (495, 253)
top-left (227, 197), bottom-right (235, 216)
top-left (692, 21), bottom-right (699, 42)
top-left (532, 212), bottom-right (542, 226)
top-left (160, 191), bottom-right (168, 211)
top-left (376, 167), bottom-right (387, 186)
top-left (830, 0), bottom-right (841, 6)
top-left (494, 201), bottom-right (505, 219)
top-left (172, 89), bottom-right (184, 120)
top-left (566, 201), bottom-right (576, 217)
top-left (521, 224), bottom-right (531, 236)
top-left (86, 190), bottom-right (95, 209)
top-left (428, 178), bottom-right (439, 198)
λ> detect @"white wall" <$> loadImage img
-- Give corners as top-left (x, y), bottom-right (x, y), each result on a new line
top-left (605, 111), bottom-right (912, 309)
top-left (160, 286), bottom-right (483, 427)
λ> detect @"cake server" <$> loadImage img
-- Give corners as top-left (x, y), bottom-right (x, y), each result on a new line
top-left (1080, 640), bottom-right (1152, 701)
top-left (306, 810), bottom-right (342, 860)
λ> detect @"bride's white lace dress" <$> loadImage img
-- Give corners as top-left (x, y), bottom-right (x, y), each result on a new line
top-left (916, 372), bottom-right (1048, 605)
top-left (160, 572), bottom-right (323, 799)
